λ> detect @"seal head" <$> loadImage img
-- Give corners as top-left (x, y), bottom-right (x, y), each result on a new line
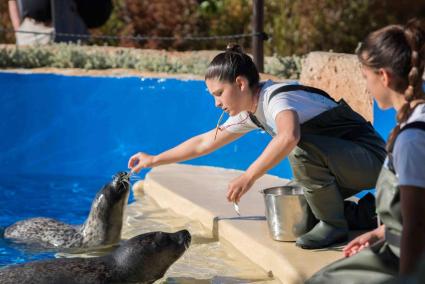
top-left (113, 229), bottom-right (192, 283)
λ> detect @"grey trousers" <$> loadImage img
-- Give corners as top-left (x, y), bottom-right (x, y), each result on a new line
top-left (288, 134), bottom-right (384, 228)
top-left (306, 241), bottom-right (399, 284)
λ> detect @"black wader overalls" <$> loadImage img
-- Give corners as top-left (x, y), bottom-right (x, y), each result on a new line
top-left (250, 85), bottom-right (386, 249)
top-left (307, 121), bottom-right (425, 283)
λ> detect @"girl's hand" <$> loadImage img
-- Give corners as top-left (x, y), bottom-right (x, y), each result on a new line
top-left (343, 225), bottom-right (385, 257)
top-left (128, 152), bottom-right (155, 173)
top-left (227, 173), bottom-right (255, 203)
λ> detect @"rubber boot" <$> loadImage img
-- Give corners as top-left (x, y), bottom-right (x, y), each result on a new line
top-left (296, 184), bottom-right (348, 249)
top-left (293, 195), bottom-right (318, 237)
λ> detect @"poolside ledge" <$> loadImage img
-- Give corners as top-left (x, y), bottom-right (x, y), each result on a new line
top-left (137, 163), bottom-right (343, 284)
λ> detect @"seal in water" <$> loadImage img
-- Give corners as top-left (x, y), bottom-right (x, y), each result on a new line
top-left (0, 230), bottom-right (191, 284)
top-left (4, 172), bottom-right (130, 249)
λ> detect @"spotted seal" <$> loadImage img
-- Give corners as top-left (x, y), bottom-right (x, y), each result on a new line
top-left (0, 230), bottom-right (191, 284)
top-left (4, 172), bottom-right (130, 249)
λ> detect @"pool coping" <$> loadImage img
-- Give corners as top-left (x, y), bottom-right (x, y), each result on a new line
top-left (135, 163), bottom-right (345, 284)
top-left (0, 68), bottom-right (282, 82)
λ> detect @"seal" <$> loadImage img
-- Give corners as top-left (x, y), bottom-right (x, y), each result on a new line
top-left (0, 230), bottom-right (191, 284)
top-left (4, 172), bottom-right (130, 249)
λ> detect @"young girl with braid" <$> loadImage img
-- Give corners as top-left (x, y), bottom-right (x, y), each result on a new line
top-left (308, 19), bottom-right (425, 283)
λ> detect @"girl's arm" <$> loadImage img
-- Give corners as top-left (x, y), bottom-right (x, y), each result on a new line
top-left (400, 185), bottom-right (425, 275)
top-left (129, 127), bottom-right (244, 172)
top-left (227, 110), bottom-right (300, 202)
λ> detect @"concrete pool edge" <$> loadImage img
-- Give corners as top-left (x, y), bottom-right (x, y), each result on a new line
top-left (135, 163), bottom-right (343, 284)
top-left (0, 68), bottom-right (283, 82)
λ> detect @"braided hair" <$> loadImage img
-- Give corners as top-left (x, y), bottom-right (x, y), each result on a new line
top-left (356, 19), bottom-right (425, 151)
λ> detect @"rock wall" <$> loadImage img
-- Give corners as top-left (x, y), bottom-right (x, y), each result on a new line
top-left (300, 52), bottom-right (373, 122)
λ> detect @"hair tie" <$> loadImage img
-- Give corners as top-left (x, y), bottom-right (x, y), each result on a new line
top-left (405, 85), bottom-right (414, 99)
top-left (411, 50), bottom-right (418, 66)
top-left (226, 44), bottom-right (243, 54)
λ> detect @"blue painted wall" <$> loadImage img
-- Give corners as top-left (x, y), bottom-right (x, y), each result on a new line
top-left (0, 73), bottom-right (291, 179)
top-left (373, 104), bottom-right (396, 140)
top-left (1, 72), bottom-right (405, 180)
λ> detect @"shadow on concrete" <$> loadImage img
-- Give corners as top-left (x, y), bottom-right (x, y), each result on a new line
top-left (212, 216), bottom-right (266, 240)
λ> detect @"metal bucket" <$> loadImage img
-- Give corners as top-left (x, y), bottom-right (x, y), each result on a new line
top-left (261, 185), bottom-right (309, 241)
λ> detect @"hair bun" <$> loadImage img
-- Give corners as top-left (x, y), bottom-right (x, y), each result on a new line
top-left (226, 43), bottom-right (244, 53)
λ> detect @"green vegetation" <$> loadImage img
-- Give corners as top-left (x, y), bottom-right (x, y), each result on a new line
top-left (0, 43), bottom-right (302, 78)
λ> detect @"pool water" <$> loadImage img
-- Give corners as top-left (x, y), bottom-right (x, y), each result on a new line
top-left (0, 173), bottom-right (134, 266)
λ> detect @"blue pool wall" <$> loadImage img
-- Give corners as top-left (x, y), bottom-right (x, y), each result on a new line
top-left (0, 73), bottom-right (289, 179)
top-left (0, 72), bottom-right (400, 181)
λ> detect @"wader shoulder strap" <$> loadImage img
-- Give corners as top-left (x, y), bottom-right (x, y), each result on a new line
top-left (391, 121), bottom-right (425, 152)
top-left (248, 84), bottom-right (335, 135)
top-left (248, 112), bottom-right (274, 136)
top-left (248, 113), bottom-right (266, 131)
top-left (267, 84), bottom-right (336, 104)
top-left (388, 121), bottom-right (425, 174)
top-left (400, 121), bottom-right (425, 133)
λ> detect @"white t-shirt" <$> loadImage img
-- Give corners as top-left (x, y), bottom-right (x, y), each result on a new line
top-left (393, 103), bottom-right (425, 188)
top-left (221, 80), bottom-right (338, 136)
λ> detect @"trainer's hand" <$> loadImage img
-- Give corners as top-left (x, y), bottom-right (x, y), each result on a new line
top-left (128, 152), bottom-right (155, 173)
top-left (227, 173), bottom-right (255, 203)
top-left (343, 225), bottom-right (384, 257)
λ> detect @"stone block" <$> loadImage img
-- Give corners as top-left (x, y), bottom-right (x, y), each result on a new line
top-left (300, 52), bottom-right (373, 122)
